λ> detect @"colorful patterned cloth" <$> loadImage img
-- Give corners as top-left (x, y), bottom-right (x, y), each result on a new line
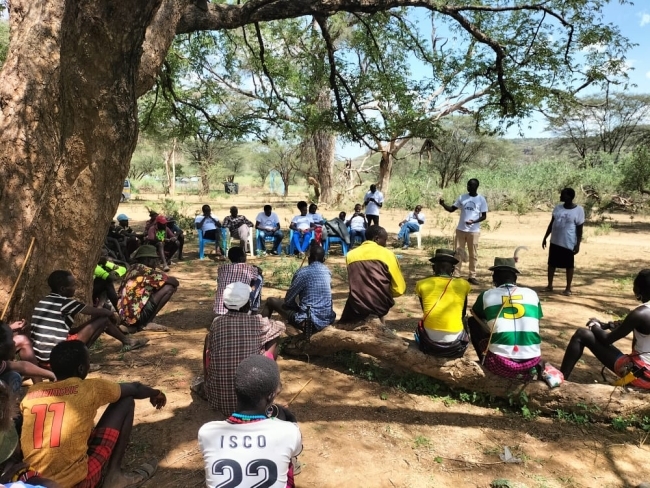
top-left (117, 264), bottom-right (168, 325)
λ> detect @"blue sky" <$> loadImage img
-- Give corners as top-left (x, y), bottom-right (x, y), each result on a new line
top-left (338, 1), bottom-right (650, 159)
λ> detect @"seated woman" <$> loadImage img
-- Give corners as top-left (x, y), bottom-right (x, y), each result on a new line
top-left (560, 269), bottom-right (650, 388)
top-left (467, 257), bottom-right (543, 380)
top-left (414, 249), bottom-right (471, 358)
top-left (346, 204), bottom-right (367, 247)
top-left (290, 201), bottom-right (314, 256)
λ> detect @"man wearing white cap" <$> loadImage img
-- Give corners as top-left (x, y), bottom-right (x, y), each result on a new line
top-left (203, 282), bottom-right (285, 416)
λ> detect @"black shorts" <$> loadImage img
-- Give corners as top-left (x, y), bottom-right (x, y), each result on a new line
top-left (548, 243), bottom-right (575, 269)
top-left (203, 229), bottom-right (220, 241)
top-left (136, 298), bottom-right (158, 328)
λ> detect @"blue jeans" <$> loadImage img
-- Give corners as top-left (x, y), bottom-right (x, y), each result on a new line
top-left (257, 229), bottom-right (284, 254)
top-left (0, 370), bottom-right (22, 394)
top-left (350, 229), bottom-right (366, 245)
top-left (398, 222), bottom-right (419, 247)
top-left (292, 230), bottom-right (313, 253)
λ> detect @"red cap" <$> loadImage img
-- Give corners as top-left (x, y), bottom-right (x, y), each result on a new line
top-left (155, 215), bottom-right (168, 225)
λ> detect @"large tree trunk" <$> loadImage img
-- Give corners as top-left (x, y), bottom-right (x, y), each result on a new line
top-left (283, 320), bottom-right (650, 422)
top-left (312, 87), bottom-right (335, 204)
top-left (0, 0), bottom-right (160, 319)
top-left (378, 150), bottom-right (393, 194)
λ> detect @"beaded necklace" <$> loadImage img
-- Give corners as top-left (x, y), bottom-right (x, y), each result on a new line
top-left (227, 412), bottom-right (268, 424)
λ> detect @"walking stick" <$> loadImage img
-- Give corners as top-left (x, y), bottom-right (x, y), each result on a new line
top-left (1, 237), bottom-right (36, 321)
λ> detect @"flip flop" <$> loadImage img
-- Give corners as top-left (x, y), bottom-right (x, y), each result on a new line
top-left (119, 324), bottom-right (139, 335)
top-left (562, 290), bottom-right (572, 296)
top-left (541, 287), bottom-right (553, 293)
top-left (121, 338), bottom-right (149, 353)
top-left (139, 322), bottom-right (168, 332)
top-left (124, 459), bottom-right (157, 488)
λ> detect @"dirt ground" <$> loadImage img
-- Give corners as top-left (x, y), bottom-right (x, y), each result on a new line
top-left (96, 192), bottom-right (650, 488)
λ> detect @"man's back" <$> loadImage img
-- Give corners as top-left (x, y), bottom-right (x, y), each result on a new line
top-left (205, 313), bottom-right (284, 415)
top-left (31, 293), bottom-right (85, 363)
top-left (214, 263), bottom-right (258, 315)
top-left (20, 377), bottom-right (121, 486)
top-left (415, 276), bottom-right (469, 336)
top-left (285, 262), bottom-right (336, 329)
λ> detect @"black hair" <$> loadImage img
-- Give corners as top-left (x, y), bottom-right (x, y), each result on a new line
top-left (297, 201), bottom-right (308, 210)
top-left (47, 270), bottom-right (72, 293)
top-left (50, 340), bottom-right (88, 380)
top-left (234, 355), bottom-right (280, 409)
top-left (308, 203), bottom-right (317, 212)
top-left (264, 205), bottom-right (272, 212)
top-left (228, 246), bottom-right (246, 263)
top-left (339, 212), bottom-right (346, 220)
top-left (634, 269), bottom-right (650, 295)
top-left (468, 178), bottom-right (479, 187)
top-left (493, 269), bottom-right (518, 286)
top-left (0, 321), bottom-right (13, 361)
top-left (309, 244), bottom-right (326, 263)
top-left (563, 187), bottom-right (576, 200)
top-left (202, 204), bottom-right (211, 213)
top-left (230, 206), bottom-right (238, 213)
top-left (433, 261), bottom-right (455, 276)
top-left (366, 225), bottom-right (386, 241)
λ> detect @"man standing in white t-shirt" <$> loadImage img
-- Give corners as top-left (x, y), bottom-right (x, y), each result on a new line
top-left (256, 204), bottom-right (283, 255)
top-left (363, 184), bottom-right (384, 226)
top-left (199, 355), bottom-right (302, 488)
top-left (542, 187), bottom-right (584, 296)
top-left (439, 178), bottom-right (488, 285)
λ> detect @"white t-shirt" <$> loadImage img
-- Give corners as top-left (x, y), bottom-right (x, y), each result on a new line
top-left (196, 215), bottom-right (219, 232)
top-left (256, 212), bottom-right (280, 231)
top-left (405, 211), bottom-right (425, 226)
top-left (550, 204), bottom-right (585, 250)
top-left (453, 194), bottom-right (488, 233)
top-left (291, 214), bottom-right (312, 231)
top-left (199, 418), bottom-right (302, 488)
top-left (364, 190), bottom-right (384, 216)
top-left (309, 212), bottom-right (324, 226)
top-left (348, 214), bottom-right (366, 231)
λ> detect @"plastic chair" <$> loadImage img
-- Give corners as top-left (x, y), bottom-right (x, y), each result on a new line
top-left (197, 228), bottom-right (218, 260)
top-left (411, 231), bottom-right (422, 249)
top-left (323, 236), bottom-right (349, 256)
top-left (223, 227), bottom-right (255, 258)
top-left (256, 229), bottom-right (283, 255)
top-left (347, 226), bottom-right (364, 246)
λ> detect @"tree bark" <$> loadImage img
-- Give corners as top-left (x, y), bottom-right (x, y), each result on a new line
top-left (378, 150), bottom-right (393, 193)
top-left (312, 131), bottom-right (335, 204)
top-left (0, 0), bottom-right (161, 319)
top-left (283, 320), bottom-right (650, 422)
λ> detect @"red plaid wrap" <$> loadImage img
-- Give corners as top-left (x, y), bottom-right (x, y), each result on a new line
top-left (73, 427), bottom-right (120, 488)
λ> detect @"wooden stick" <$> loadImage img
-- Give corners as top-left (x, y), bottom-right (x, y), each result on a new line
top-left (287, 378), bottom-right (312, 406)
top-left (1, 237), bottom-right (36, 321)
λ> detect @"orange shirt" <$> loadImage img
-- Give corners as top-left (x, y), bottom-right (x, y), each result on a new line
top-left (20, 377), bottom-right (121, 487)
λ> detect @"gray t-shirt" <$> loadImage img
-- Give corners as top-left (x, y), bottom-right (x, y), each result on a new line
top-left (550, 204), bottom-right (585, 250)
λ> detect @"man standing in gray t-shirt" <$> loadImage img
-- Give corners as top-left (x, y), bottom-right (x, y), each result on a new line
top-left (439, 178), bottom-right (488, 285)
top-left (542, 187), bottom-right (584, 296)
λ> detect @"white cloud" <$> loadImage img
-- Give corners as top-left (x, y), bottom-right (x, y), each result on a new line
top-left (646, 71), bottom-right (650, 79)
top-left (640, 12), bottom-right (650, 26)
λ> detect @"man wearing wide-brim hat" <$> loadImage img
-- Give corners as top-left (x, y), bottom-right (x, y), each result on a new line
top-left (414, 249), bottom-right (472, 358)
top-left (467, 257), bottom-right (543, 380)
top-left (116, 245), bottom-right (179, 333)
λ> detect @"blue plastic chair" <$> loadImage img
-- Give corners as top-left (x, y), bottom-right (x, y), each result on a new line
top-left (323, 235), bottom-right (349, 256)
top-left (256, 229), bottom-right (283, 255)
top-left (347, 226), bottom-right (364, 246)
top-left (288, 229), bottom-right (314, 255)
top-left (197, 228), bottom-right (228, 259)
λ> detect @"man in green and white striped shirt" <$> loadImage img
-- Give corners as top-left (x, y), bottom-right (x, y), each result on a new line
top-left (468, 257), bottom-right (542, 379)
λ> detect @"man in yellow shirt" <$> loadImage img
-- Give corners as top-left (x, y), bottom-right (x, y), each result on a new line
top-left (415, 249), bottom-right (471, 358)
top-left (340, 226), bottom-right (406, 323)
top-left (20, 341), bottom-right (166, 488)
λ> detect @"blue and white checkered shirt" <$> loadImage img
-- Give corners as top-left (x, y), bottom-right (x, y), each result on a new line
top-left (284, 262), bottom-right (336, 329)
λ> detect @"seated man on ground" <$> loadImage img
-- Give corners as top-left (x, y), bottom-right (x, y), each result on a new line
top-left (255, 204), bottom-right (283, 255)
top-left (0, 380), bottom-right (60, 488)
top-left (263, 245), bottom-right (336, 333)
top-left (467, 257), bottom-right (542, 380)
top-left (414, 249), bottom-right (472, 358)
top-left (199, 354), bottom-right (302, 488)
top-left (397, 205), bottom-right (425, 250)
top-left (117, 245), bottom-right (179, 333)
top-left (115, 213), bottom-right (141, 257)
top-left (290, 201), bottom-right (314, 256)
top-left (222, 206), bottom-right (254, 251)
top-left (308, 203), bottom-right (325, 244)
top-left (346, 204), bottom-right (367, 247)
top-left (31, 270), bottom-right (147, 368)
top-left (20, 340), bottom-right (165, 488)
top-left (92, 253), bottom-right (126, 310)
top-left (560, 269), bottom-right (650, 388)
top-left (213, 247), bottom-right (263, 316)
top-left (165, 217), bottom-right (186, 262)
top-left (204, 283), bottom-right (285, 416)
top-left (105, 222), bottom-right (127, 262)
top-left (195, 204), bottom-right (225, 259)
top-left (1, 321), bottom-right (55, 393)
top-left (340, 226), bottom-right (406, 323)
top-left (146, 215), bottom-right (178, 272)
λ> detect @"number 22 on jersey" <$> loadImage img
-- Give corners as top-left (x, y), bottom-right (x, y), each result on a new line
top-left (31, 402), bottom-right (66, 449)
